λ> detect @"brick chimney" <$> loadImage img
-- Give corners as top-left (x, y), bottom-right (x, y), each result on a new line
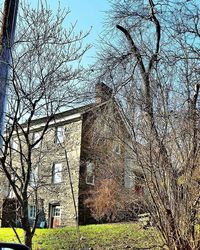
top-left (95, 82), bottom-right (113, 104)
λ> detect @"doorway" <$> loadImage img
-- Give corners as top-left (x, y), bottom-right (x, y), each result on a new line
top-left (50, 204), bottom-right (61, 228)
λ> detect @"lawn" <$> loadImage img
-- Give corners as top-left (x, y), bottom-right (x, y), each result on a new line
top-left (0, 223), bottom-right (163, 249)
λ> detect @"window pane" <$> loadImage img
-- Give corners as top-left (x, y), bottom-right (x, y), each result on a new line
top-left (86, 162), bottom-right (95, 185)
top-left (56, 126), bottom-right (64, 144)
top-left (30, 166), bottom-right (38, 185)
top-left (12, 138), bottom-right (18, 150)
top-left (53, 206), bottom-right (61, 216)
top-left (28, 205), bottom-right (36, 219)
top-left (33, 132), bottom-right (41, 148)
top-left (53, 163), bottom-right (62, 183)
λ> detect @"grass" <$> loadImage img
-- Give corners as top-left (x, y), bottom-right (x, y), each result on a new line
top-left (0, 223), bottom-right (163, 249)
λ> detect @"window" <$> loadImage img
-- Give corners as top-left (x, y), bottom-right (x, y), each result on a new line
top-left (30, 166), bottom-right (38, 185)
top-left (52, 206), bottom-right (61, 217)
top-left (28, 205), bottom-right (36, 219)
top-left (86, 162), bottom-right (95, 185)
top-left (52, 163), bottom-right (62, 184)
top-left (12, 138), bottom-right (18, 151)
top-left (55, 126), bottom-right (64, 144)
top-left (32, 132), bottom-right (41, 148)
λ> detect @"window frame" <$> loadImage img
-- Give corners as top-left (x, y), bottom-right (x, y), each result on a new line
top-left (32, 131), bottom-right (41, 148)
top-left (52, 163), bottom-right (62, 184)
top-left (85, 162), bottom-right (95, 185)
top-left (28, 205), bottom-right (36, 219)
top-left (52, 206), bottom-right (61, 217)
top-left (55, 126), bottom-right (64, 144)
top-left (12, 138), bottom-right (18, 151)
top-left (30, 166), bottom-right (39, 185)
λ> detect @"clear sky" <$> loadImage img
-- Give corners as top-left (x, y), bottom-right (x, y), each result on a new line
top-left (36, 0), bottom-right (110, 65)
top-left (65, 0), bottom-right (110, 65)
top-left (0, 0), bottom-right (110, 66)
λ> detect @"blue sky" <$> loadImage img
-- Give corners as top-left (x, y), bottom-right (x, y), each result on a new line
top-left (0, 0), bottom-right (109, 64)
top-left (35, 1), bottom-right (110, 64)
top-left (65, 0), bottom-right (110, 65)
top-left (0, 0), bottom-right (110, 66)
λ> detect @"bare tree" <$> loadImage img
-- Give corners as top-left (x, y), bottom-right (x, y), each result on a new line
top-left (0, 1), bottom-right (90, 248)
top-left (78, 94), bottom-right (143, 223)
top-left (94, 0), bottom-right (200, 249)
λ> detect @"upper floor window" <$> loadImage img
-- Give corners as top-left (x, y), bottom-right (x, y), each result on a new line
top-left (55, 126), bottom-right (64, 144)
top-left (12, 138), bottom-right (18, 151)
top-left (86, 162), bottom-right (95, 185)
top-left (32, 132), bottom-right (41, 148)
top-left (52, 163), bottom-right (62, 184)
top-left (30, 166), bottom-right (38, 185)
top-left (28, 205), bottom-right (36, 219)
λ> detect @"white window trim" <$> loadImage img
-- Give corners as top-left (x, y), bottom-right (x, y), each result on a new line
top-left (30, 166), bottom-right (39, 185)
top-left (55, 126), bottom-right (65, 144)
top-left (32, 131), bottom-right (41, 148)
top-left (52, 206), bottom-right (61, 217)
top-left (12, 138), bottom-right (18, 151)
top-left (52, 163), bottom-right (62, 184)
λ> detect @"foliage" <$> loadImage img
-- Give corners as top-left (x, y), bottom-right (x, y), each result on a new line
top-left (85, 179), bottom-right (133, 222)
top-left (0, 223), bottom-right (163, 250)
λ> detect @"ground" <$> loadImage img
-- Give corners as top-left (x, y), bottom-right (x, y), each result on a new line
top-left (0, 223), bottom-right (164, 249)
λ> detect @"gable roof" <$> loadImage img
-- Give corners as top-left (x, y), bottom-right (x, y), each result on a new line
top-left (29, 103), bottom-right (95, 127)
top-left (20, 98), bottom-right (132, 137)
top-left (22, 101), bottom-right (113, 131)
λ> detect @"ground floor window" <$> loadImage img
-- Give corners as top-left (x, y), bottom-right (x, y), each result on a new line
top-left (28, 205), bottom-right (36, 219)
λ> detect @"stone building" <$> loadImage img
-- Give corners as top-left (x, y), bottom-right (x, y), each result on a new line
top-left (0, 83), bottom-right (138, 228)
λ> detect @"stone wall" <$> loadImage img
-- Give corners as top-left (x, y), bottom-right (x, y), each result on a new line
top-left (34, 118), bottom-right (83, 227)
top-left (78, 101), bottom-right (128, 224)
top-left (0, 117), bottom-right (83, 228)
top-left (0, 100), bottom-right (132, 227)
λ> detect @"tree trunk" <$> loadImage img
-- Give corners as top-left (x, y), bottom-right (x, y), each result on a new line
top-left (24, 229), bottom-right (32, 249)
top-left (21, 199), bottom-right (33, 249)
